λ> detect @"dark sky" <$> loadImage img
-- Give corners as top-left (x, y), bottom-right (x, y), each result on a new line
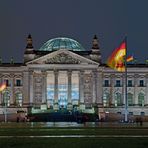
top-left (0, 0), bottom-right (148, 63)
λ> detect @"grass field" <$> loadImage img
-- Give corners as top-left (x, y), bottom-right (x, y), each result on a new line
top-left (0, 138), bottom-right (148, 148)
top-left (0, 122), bottom-right (148, 148)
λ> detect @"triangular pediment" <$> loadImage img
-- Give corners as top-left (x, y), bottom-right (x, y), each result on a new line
top-left (26, 49), bottom-right (99, 65)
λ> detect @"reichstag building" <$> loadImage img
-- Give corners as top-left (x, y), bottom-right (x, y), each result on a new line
top-left (0, 35), bottom-right (148, 116)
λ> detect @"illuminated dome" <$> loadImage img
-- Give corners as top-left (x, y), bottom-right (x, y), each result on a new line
top-left (39, 37), bottom-right (85, 51)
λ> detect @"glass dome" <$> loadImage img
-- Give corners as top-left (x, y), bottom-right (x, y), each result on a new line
top-left (39, 37), bottom-right (85, 51)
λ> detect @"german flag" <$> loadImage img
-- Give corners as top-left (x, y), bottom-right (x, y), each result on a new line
top-left (126, 55), bottom-right (134, 62)
top-left (107, 40), bottom-right (134, 72)
top-left (107, 41), bottom-right (126, 72)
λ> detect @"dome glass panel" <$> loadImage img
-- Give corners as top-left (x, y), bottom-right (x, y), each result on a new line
top-left (39, 37), bottom-right (85, 51)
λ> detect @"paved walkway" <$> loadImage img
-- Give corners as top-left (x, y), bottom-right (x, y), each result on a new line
top-left (29, 121), bottom-right (148, 128)
top-left (0, 121), bottom-right (148, 128)
top-left (0, 135), bottom-right (148, 138)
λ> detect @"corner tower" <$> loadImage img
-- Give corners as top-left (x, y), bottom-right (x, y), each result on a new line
top-left (90, 35), bottom-right (102, 64)
top-left (24, 34), bottom-right (35, 63)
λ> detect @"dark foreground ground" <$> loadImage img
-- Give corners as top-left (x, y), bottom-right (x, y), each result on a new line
top-left (0, 122), bottom-right (148, 148)
top-left (0, 137), bottom-right (148, 148)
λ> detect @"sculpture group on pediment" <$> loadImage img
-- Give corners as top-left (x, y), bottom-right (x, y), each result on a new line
top-left (45, 53), bottom-right (81, 64)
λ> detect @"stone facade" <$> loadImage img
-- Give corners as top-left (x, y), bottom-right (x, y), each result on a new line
top-left (0, 35), bottom-right (148, 116)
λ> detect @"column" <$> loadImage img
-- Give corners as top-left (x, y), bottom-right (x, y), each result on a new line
top-left (122, 73), bottom-right (126, 105)
top-left (92, 71), bottom-right (97, 104)
top-left (134, 74), bottom-right (138, 105)
top-left (0, 76), bottom-right (2, 105)
top-left (145, 74), bottom-right (148, 106)
top-left (29, 71), bottom-right (34, 105)
top-left (110, 74), bottom-right (115, 106)
top-left (23, 71), bottom-right (29, 106)
top-left (79, 71), bottom-right (84, 104)
top-left (67, 71), bottom-right (72, 104)
top-left (96, 70), bottom-right (103, 106)
top-left (42, 71), bottom-right (47, 104)
top-left (10, 74), bottom-right (14, 105)
top-left (0, 91), bottom-right (1, 105)
top-left (67, 71), bottom-right (73, 110)
top-left (54, 70), bottom-right (58, 103)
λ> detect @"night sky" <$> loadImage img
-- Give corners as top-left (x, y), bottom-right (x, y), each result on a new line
top-left (0, 0), bottom-right (148, 63)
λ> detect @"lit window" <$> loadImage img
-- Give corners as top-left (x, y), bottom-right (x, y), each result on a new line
top-left (128, 93), bottom-right (133, 106)
top-left (115, 92), bottom-right (122, 106)
top-left (15, 93), bottom-right (23, 106)
top-left (103, 92), bottom-right (110, 107)
top-left (71, 73), bottom-right (79, 105)
top-left (58, 74), bottom-right (68, 108)
top-left (2, 91), bottom-right (10, 106)
top-left (47, 73), bottom-right (54, 107)
top-left (138, 93), bottom-right (144, 106)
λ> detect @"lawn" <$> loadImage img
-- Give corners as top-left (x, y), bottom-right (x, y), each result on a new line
top-left (0, 122), bottom-right (148, 148)
top-left (0, 137), bottom-right (148, 148)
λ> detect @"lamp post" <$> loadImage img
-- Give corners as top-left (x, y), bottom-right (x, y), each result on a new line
top-left (3, 91), bottom-right (7, 123)
top-left (0, 82), bottom-right (7, 122)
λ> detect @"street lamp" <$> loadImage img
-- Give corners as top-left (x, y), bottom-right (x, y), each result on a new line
top-left (0, 82), bottom-right (7, 122)
top-left (4, 92), bottom-right (7, 122)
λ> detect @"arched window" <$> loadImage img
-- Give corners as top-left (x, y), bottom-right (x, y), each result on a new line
top-left (2, 91), bottom-right (10, 106)
top-left (15, 92), bottom-right (23, 107)
top-left (115, 92), bottom-right (122, 106)
top-left (103, 92), bottom-right (110, 107)
top-left (138, 93), bottom-right (145, 106)
top-left (128, 93), bottom-right (133, 106)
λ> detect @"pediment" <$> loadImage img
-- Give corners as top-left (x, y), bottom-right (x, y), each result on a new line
top-left (27, 49), bottom-right (99, 65)
top-left (44, 52), bottom-right (81, 64)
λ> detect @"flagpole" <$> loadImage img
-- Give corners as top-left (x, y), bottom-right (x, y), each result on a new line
top-left (124, 37), bottom-right (128, 122)
top-left (107, 37), bottom-right (130, 122)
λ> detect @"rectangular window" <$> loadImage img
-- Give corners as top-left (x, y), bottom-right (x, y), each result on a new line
top-left (128, 80), bottom-right (132, 87)
top-left (129, 112), bottom-right (133, 115)
top-left (141, 112), bottom-right (145, 116)
top-left (117, 112), bottom-right (121, 114)
top-left (5, 79), bottom-right (9, 86)
top-left (104, 80), bottom-right (109, 87)
top-left (116, 80), bottom-right (121, 87)
top-left (16, 79), bottom-right (21, 86)
top-left (139, 80), bottom-right (144, 87)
